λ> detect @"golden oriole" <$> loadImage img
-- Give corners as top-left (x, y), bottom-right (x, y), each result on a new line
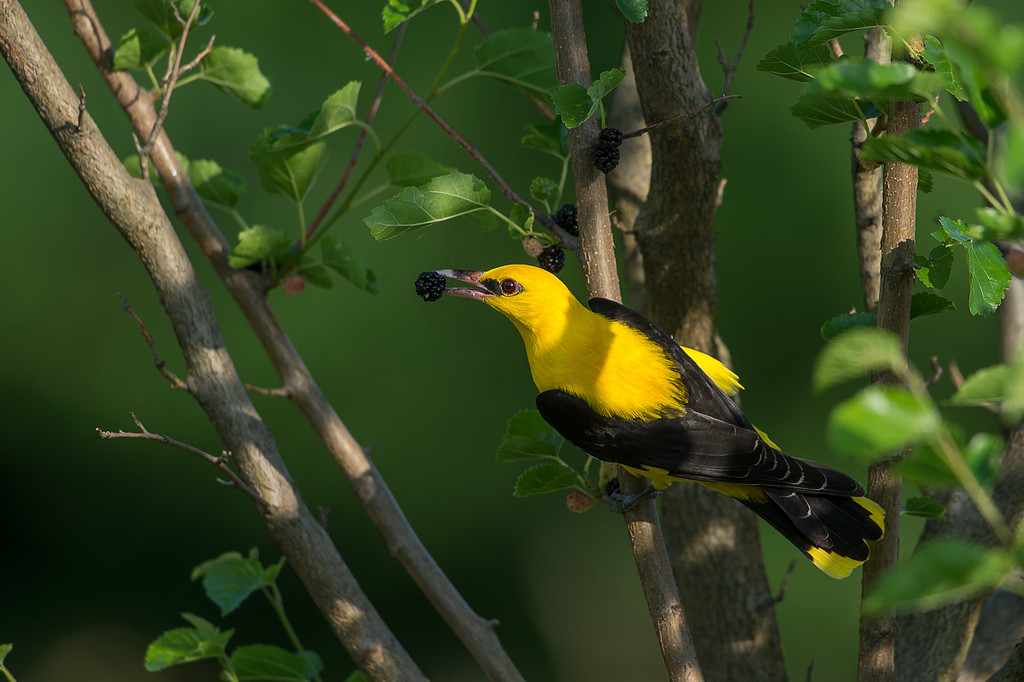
top-left (433, 264), bottom-right (884, 579)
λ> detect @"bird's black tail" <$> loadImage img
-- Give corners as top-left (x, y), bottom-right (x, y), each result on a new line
top-left (739, 490), bottom-right (885, 579)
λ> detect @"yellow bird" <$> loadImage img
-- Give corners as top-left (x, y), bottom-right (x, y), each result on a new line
top-left (434, 264), bottom-right (884, 579)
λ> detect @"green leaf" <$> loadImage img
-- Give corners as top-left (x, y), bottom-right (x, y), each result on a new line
top-left (201, 46), bottom-right (271, 109)
top-left (827, 385), bottom-right (941, 458)
top-left (551, 69), bottom-right (625, 128)
top-left (999, 124), bottom-right (1024, 194)
top-left (191, 551), bottom-right (269, 616)
top-left (918, 169), bottom-right (934, 194)
top-left (903, 496), bottom-right (947, 520)
top-left (308, 82), bottom-right (363, 140)
top-left (507, 203), bottom-right (535, 239)
top-left (472, 29), bottom-right (558, 96)
top-left (321, 236), bottom-right (379, 293)
top-left (144, 618), bottom-right (233, 672)
top-left (250, 128), bottom-right (329, 203)
top-left (386, 153), bottom-right (457, 187)
top-left (861, 130), bottom-right (988, 181)
top-left (895, 443), bottom-right (959, 487)
top-left (529, 176), bottom-right (559, 204)
top-left (300, 263), bottom-right (333, 289)
top-left (382, 0), bottom-right (443, 33)
top-left (820, 312), bottom-right (876, 341)
top-left (521, 121), bottom-right (569, 158)
top-left (864, 538), bottom-right (1012, 614)
top-left (756, 41), bottom-right (837, 82)
top-left (808, 58), bottom-right (944, 102)
top-left (497, 410), bottom-right (564, 463)
top-left (0, 643), bottom-right (12, 665)
top-left (936, 216), bottom-right (1011, 315)
top-left (792, 93), bottom-right (881, 128)
top-left (923, 35), bottom-right (967, 101)
top-left (974, 208), bottom-right (1024, 242)
top-left (513, 462), bottom-right (578, 496)
top-left (813, 327), bottom-right (906, 391)
top-left (230, 644), bottom-right (323, 681)
top-left (910, 291), bottom-right (955, 318)
top-left (792, 0), bottom-right (890, 48)
top-left (365, 172), bottom-right (491, 241)
top-left (134, 0), bottom-right (213, 38)
top-left (113, 28), bottom-right (168, 70)
top-left (229, 225), bottom-right (293, 269)
top-left (345, 671), bottom-right (370, 682)
top-left (963, 432), bottom-right (1003, 489)
top-left (915, 243), bottom-right (954, 289)
top-left (616, 0), bottom-right (648, 23)
top-left (949, 364), bottom-right (1011, 407)
top-left (188, 158), bottom-right (246, 210)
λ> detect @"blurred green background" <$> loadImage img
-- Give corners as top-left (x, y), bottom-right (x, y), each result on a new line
top-left (2, 1), bottom-right (1020, 680)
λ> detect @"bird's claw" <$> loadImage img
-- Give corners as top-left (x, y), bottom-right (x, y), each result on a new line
top-left (605, 483), bottom-right (662, 513)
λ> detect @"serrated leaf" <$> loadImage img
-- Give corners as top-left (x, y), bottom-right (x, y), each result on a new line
top-left (250, 128), bottom-right (328, 203)
top-left (229, 225), bottom-right (293, 269)
top-left (551, 69), bottom-right (624, 128)
top-left (365, 172), bottom-right (491, 240)
top-left (814, 327), bottom-right (906, 390)
top-left (616, 0), bottom-right (648, 22)
top-left (382, 0), bottom-right (443, 33)
top-left (191, 551), bottom-right (267, 616)
top-left (923, 35), bottom-right (967, 101)
top-left (201, 46), bottom-right (271, 109)
top-left (521, 121), bottom-right (569, 158)
top-left (910, 291), bottom-right (955, 318)
top-left (808, 58), bottom-right (944, 102)
top-left (300, 263), bottom-right (333, 289)
top-left (497, 410), bottom-right (564, 462)
top-left (895, 443), bottom-right (959, 487)
top-left (321, 236), bottom-right (378, 293)
top-left (513, 462), bottom-right (578, 496)
top-left (792, 0), bottom-right (890, 48)
top-left (863, 538), bottom-right (1012, 614)
top-left (144, 622), bottom-right (233, 672)
top-left (821, 312), bottom-right (876, 340)
top-left (861, 130), bottom-right (988, 181)
top-left (188, 158), bottom-right (246, 210)
top-left (113, 28), bottom-right (168, 70)
top-left (230, 644), bottom-right (323, 681)
top-left (792, 93), bottom-right (880, 128)
top-left (508, 203), bottom-right (535, 239)
top-left (134, 0), bottom-right (213, 38)
top-left (915, 243), bottom-right (954, 289)
top-left (756, 41), bottom-right (837, 82)
top-left (386, 153), bottom-right (457, 187)
top-left (903, 496), bottom-right (947, 520)
top-left (937, 216), bottom-right (1010, 315)
top-left (827, 385), bottom-right (941, 458)
top-left (309, 82), bottom-right (362, 140)
top-left (472, 29), bottom-right (558, 96)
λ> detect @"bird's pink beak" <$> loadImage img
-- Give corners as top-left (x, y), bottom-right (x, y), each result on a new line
top-left (435, 269), bottom-right (496, 300)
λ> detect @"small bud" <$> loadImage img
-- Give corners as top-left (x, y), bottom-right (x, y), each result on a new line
top-left (522, 236), bottom-right (544, 258)
top-left (565, 491), bottom-right (596, 513)
top-left (282, 274), bottom-right (306, 296)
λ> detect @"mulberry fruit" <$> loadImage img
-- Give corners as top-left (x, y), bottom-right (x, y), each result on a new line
top-left (553, 203), bottom-right (579, 237)
top-left (415, 271), bottom-right (447, 302)
top-left (537, 246), bottom-right (565, 274)
top-left (593, 127), bottom-right (623, 174)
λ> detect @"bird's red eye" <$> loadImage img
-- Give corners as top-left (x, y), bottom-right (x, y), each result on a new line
top-left (499, 278), bottom-right (520, 295)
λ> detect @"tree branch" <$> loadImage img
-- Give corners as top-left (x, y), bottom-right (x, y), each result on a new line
top-left (549, 1), bottom-right (701, 680)
top-left (27, 1), bottom-right (525, 679)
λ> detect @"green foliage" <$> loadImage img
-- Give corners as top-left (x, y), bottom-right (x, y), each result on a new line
top-left (382, 0), bottom-right (445, 33)
top-left (615, 0), bottom-right (648, 23)
top-left (113, 27), bottom-right (168, 71)
top-left (200, 46), bottom-right (271, 108)
top-left (134, 0), bottom-right (213, 38)
top-left (813, 327), bottom-right (906, 391)
top-left (827, 385), bottom-right (941, 458)
top-left (228, 225), bottom-right (293, 270)
top-left (933, 218), bottom-right (1011, 316)
top-left (903, 496), bottom-right (947, 520)
top-left (470, 29), bottom-right (558, 96)
top-left (514, 462), bottom-right (579, 497)
top-left (756, 41), bottom-right (837, 82)
top-left (365, 172), bottom-right (492, 240)
top-left (551, 69), bottom-right (625, 128)
top-left (146, 550), bottom-right (324, 681)
top-left (0, 643), bottom-right (15, 682)
top-left (791, 0), bottom-right (889, 48)
top-left (496, 410), bottom-right (601, 501)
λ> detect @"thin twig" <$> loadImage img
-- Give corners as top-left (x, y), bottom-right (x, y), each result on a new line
top-left (117, 291), bottom-right (188, 390)
top-left (244, 383), bottom-right (295, 397)
top-left (75, 83), bottom-right (86, 132)
top-left (715, 0), bottom-right (754, 105)
top-left (622, 95), bottom-right (742, 140)
top-left (924, 356), bottom-right (944, 388)
top-left (308, 0), bottom-right (558, 234)
top-left (302, 22), bottom-right (407, 245)
top-left (98, 412), bottom-right (270, 511)
top-left (772, 560), bottom-right (798, 604)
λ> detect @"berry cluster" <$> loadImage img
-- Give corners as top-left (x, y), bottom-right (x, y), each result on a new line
top-left (537, 245), bottom-right (565, 274)
top-left (593, 127), bottom-right (623, 174)
top-left (414, 271), bottom-right (447, 302)
top-left (553, 203), bottom-right (579, 237)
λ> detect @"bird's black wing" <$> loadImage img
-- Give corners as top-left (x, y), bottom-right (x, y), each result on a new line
top-left (537, 389), bottom-right (861, 494)
top-left (541, 297), bottom-right (864, 495)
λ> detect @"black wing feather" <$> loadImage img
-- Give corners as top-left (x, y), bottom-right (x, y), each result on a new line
top-left (536, 298), bottom-right (864, 496)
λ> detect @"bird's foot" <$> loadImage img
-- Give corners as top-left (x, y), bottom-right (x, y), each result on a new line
top-left (605, 481), bottom-right (661, 513)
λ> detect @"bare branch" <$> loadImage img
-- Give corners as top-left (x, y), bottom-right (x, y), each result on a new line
top-left (117, 291), bottom-right (188, 391)
top-left (98, 412), bottom-right (269, 510)
top-left (622, 95), bottom-right (742, 140)
top-left (714, 0), bottom-right (754, 105)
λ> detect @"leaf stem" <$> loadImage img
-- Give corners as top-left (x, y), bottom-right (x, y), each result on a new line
top-left (262, 582), bottom-right (325, 682)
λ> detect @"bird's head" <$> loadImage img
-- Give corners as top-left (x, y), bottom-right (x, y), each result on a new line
top-left (435, 264), bottom-right (580, 333)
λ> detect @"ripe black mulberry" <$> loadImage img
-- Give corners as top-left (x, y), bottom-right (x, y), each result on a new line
top-left (537, 246), bottom-right (565, 274)
top-left (415, 271), bottom-right (447, 302)
top-left (553, 203), bottom-right (579, 237)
